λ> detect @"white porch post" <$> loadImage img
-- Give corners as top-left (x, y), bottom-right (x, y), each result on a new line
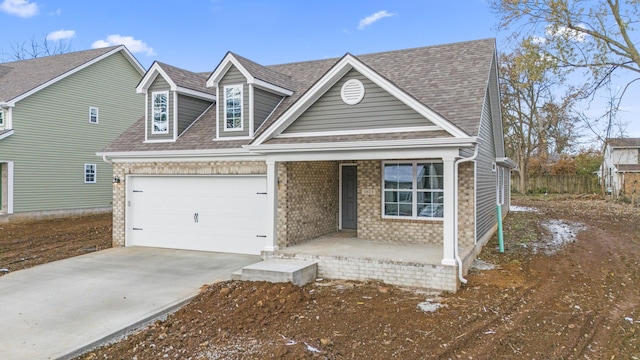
top-left (264, 160), bottom-right (278, 252)
top-left (441, 156), bottom-right (456, 266)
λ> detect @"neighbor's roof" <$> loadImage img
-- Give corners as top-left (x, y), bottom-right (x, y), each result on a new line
top-left (606, 138), bottom-right (640, 147)
top-left (0, 46), bottom-right (143, 104)
top-left (616, 164), bottom-right (640, 172)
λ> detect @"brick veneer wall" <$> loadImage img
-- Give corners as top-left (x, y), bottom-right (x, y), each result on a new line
top-left (623, 172), bottom-right (640, 198)
top-left (356, 160), bottom-right (444, 245)
top-left (458, 162), bottom-right (475, 248)
top-left (276, 161), bottom-right (339, 248)
top-left (111, 161), bottom-right (266, 247)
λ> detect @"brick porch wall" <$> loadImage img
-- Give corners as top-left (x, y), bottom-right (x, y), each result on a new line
top-left (356, 160), bottom-right (444, 245)
top-left (458, 162), bottom-right (475, 248)
top-left (111, 161), bottom-right (266, 247)
top-left (623, 172), bottom-right (640, 197)
top-left (276, 161), bottom-right (339, 248)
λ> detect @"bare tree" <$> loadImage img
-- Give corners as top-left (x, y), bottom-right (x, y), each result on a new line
top-left (1, 35), bottom-right (72, 61)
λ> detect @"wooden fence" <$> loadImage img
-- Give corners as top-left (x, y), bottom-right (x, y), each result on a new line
top-left (511, 173), bottom-right (601, 194)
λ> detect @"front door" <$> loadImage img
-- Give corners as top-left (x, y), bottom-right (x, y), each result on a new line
top-left (341, 165), bottom-right (357, 229)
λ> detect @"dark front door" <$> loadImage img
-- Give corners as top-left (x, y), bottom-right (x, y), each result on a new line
top-left (341, 165), bottom-right (357, 229)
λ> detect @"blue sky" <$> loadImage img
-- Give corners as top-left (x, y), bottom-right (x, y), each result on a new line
top-left (1, 0), bottom-right (638, 138)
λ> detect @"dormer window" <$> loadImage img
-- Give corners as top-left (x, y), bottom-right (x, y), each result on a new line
top-left (152, 91), bottom-right (169, 134)
top-left (0, 110), bottom-right (4, 128)
top-left (224, 85), bottom-right (243, 130)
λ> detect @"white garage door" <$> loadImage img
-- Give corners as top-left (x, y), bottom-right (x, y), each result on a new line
top-left (127, 175), bottom-right (267, 255)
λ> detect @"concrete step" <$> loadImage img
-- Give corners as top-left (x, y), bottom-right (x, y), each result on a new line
top-left (231, 259), bottom-right (317, 286)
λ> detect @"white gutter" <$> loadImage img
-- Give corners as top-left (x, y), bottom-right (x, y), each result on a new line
top-left (96, 147), bottom-right (256, 160)
top-left (101, 154), bottom-right (113, 164)
top-left (453, 142), bottom-right (480, 284)
top-left (245, 137), bottom-right (478, 153)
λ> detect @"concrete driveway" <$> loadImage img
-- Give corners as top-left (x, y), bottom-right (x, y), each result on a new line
top-left (0, 247), bottom-right (260, 360)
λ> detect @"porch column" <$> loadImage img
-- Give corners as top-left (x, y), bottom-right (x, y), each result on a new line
top-left (441, 156), bottom-right (456, 266)
top-left (264, 160), bottom-right (278, 252)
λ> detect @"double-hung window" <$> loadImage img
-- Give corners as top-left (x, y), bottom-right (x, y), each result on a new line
top-left (84, 164), bottom-right (96, 183)
top-left (0, 110), bottom-right (4, 127)
top-left (383, 161), bottom-right (444, 219)
top-left (89, 107), bottom-right (99, 124)
top-left (224, 85), bottom-right (243, 130)
top-left (152, 91), bottom-right (169, 134)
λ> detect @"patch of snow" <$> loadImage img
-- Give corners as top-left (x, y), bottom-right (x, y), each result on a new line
top-left (305, 343), bottom-right (321, 353)
top-left (471, 259), bottom-right (497, 271)
top-left (417, 301), bottom-right (442, 312)
top-left (533, 220), bottom-right (586, 255)
top-left (0, 268), bottom-right (9, 273)
top-left (510, 205), bottom-right (538, 212)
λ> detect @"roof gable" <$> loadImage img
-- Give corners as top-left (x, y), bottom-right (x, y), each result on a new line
top-left (0, 46), bottom-right (144, 105)
top-left (252, 52), bottom-right (468, 145)
top-left (206, 52), bottom-right (293, 96)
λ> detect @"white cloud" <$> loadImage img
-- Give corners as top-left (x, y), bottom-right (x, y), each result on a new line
top-left (532, 36), bottom-right (547, 45)
top-left (546, 24), bottom-right (587, 42)
top-left (48, 8), bottom-right (61, 16)
top-left (0, 0), bottom-right (38, 18)
top-left (46, 29), bottom-right (75, 41)
top-left (358, 10), bottom-right (395, 30)
top-left (91, 34), bottom-right (156, 56)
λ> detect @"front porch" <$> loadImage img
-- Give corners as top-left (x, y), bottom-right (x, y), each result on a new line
top-left (264, 231), bottom-right (475, 292)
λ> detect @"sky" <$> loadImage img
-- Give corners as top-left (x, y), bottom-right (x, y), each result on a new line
top-left (1, 0), bottom-right (638, 139)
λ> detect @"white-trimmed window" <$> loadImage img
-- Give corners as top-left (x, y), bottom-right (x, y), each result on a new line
top-left (152, 91), bottom-right (169, 134)
top-left (84, 164), bottom-right (96, 183)
top-left (224, 85), bottom-right (243, 130)
top-left (89, 107), bottom-right (99, 124)
top-left (383, 161), bottom-right (444, 219)
top-left (0, 110), bottom-right (4, 127)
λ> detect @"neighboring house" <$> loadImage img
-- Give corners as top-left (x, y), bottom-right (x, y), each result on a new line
top-left (0, 46), bottom-right (145, 218)
top-left (601, 137), bottom-right (640, 197)
top-left (99, 39), bottom-right (515, 292)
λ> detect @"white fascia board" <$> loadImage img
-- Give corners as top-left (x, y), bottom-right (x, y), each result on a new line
top-left (496, 157), bottom-right (518, 169)
top-left (136, 63), bottom-right (177, 93)
top-left (175, 87), bottom-right (216, 101)
top-left (264, 147), bottom-right (462, 163)
top-left (10, 46), bottom-right (138, 105)
top-left (97, 148), bottom-right (261, 162)
top-left (245, 137), bottom-right (477, 154)
top-left (0, 129), bottom-right (14, 141)
top-left (206, 53), bottom-right (253, 88)
top-left (276, 125), bottom-right (442, 138)
top-left (253, 54), bottom-right (468, 145)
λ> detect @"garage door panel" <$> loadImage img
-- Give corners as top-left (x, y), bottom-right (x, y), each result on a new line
top-left (127, 176), bottom-right (267, 255)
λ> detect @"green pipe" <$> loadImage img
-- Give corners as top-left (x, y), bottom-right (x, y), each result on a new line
top-left (497, 204), bottom-right (504, 253)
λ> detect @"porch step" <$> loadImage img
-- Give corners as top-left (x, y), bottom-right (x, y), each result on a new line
top-left (231, 259), bottom-right (318, 286)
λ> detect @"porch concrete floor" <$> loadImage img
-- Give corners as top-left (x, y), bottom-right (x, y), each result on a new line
top-left (279, 231), bottom-right (467, 265)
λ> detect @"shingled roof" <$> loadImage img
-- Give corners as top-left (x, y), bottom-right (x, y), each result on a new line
top-left (0, 46), bottom-right (138, 103)
top-left (103, 38), bottom-right (497, 153)
top-left (155, 62), bottom-right (214, 95)
top-left (607, 138), bottom-right (640, 147)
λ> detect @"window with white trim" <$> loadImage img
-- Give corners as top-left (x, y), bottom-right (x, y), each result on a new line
top-left (84, 164), bottom-right (96, 183)
top-left (152, 91), bottom-right (169, 134)
top-left (89, 107), bottom-right (99, 124)
top-left (224, 85), bottom-right (243, 130)
top-left (0, 110), bottom-right (4, 127)
top-left (383, 161), bottom-right (444, 219)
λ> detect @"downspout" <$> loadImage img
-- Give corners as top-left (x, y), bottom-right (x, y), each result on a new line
top-left (453, 142), bottom-right (479, 284)
top-left (102, 155), bottom-right (113, 164)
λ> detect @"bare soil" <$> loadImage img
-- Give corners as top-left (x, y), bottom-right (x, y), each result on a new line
top-left (2, 198), bottom-right (639, 359)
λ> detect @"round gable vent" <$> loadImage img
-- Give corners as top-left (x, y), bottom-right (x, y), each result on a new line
top-left (341, 79), bottom-right (365, 105)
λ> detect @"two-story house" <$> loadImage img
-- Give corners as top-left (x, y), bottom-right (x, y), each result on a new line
top-left (0, 46), bottom-right (145, 219)
top-left (99, 39), bottom-right (515, 292)
top-left (601, 137), bottom-right (640, 197)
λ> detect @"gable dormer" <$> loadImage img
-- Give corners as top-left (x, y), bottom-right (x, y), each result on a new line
top-left (206, 53), bottom-right (292, 140)
top-left (137, 62), bottom-right (215, 143)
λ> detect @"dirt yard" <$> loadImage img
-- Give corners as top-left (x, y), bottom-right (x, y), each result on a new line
top-left (1, 197), bottom-right (639, 359)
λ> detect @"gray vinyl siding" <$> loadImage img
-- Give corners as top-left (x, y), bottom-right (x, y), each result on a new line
top-left (254, 88), bottom-right (283, 130)
top-left (475, 87), bottom-right (498, 242)
top-left (177, 94), bottom-right (212, 135)
top-left (283, 69), bottom-right (433, 134)
top-left (218, 65), bottom-right (249, 138)
top-left (147, 76), bottom-right (174, 141)
top-left (0, 52), bottom-right (143, 213)
top-left (488, 55), bottom-right (505, 157)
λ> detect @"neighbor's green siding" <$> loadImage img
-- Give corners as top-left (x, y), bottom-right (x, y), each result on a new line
top-left (217, 65), bottom-right (249, 138)
top-left (0, 52), bottom-right (143, 213)
top-left (283, 69), bottom-right (433, 134)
